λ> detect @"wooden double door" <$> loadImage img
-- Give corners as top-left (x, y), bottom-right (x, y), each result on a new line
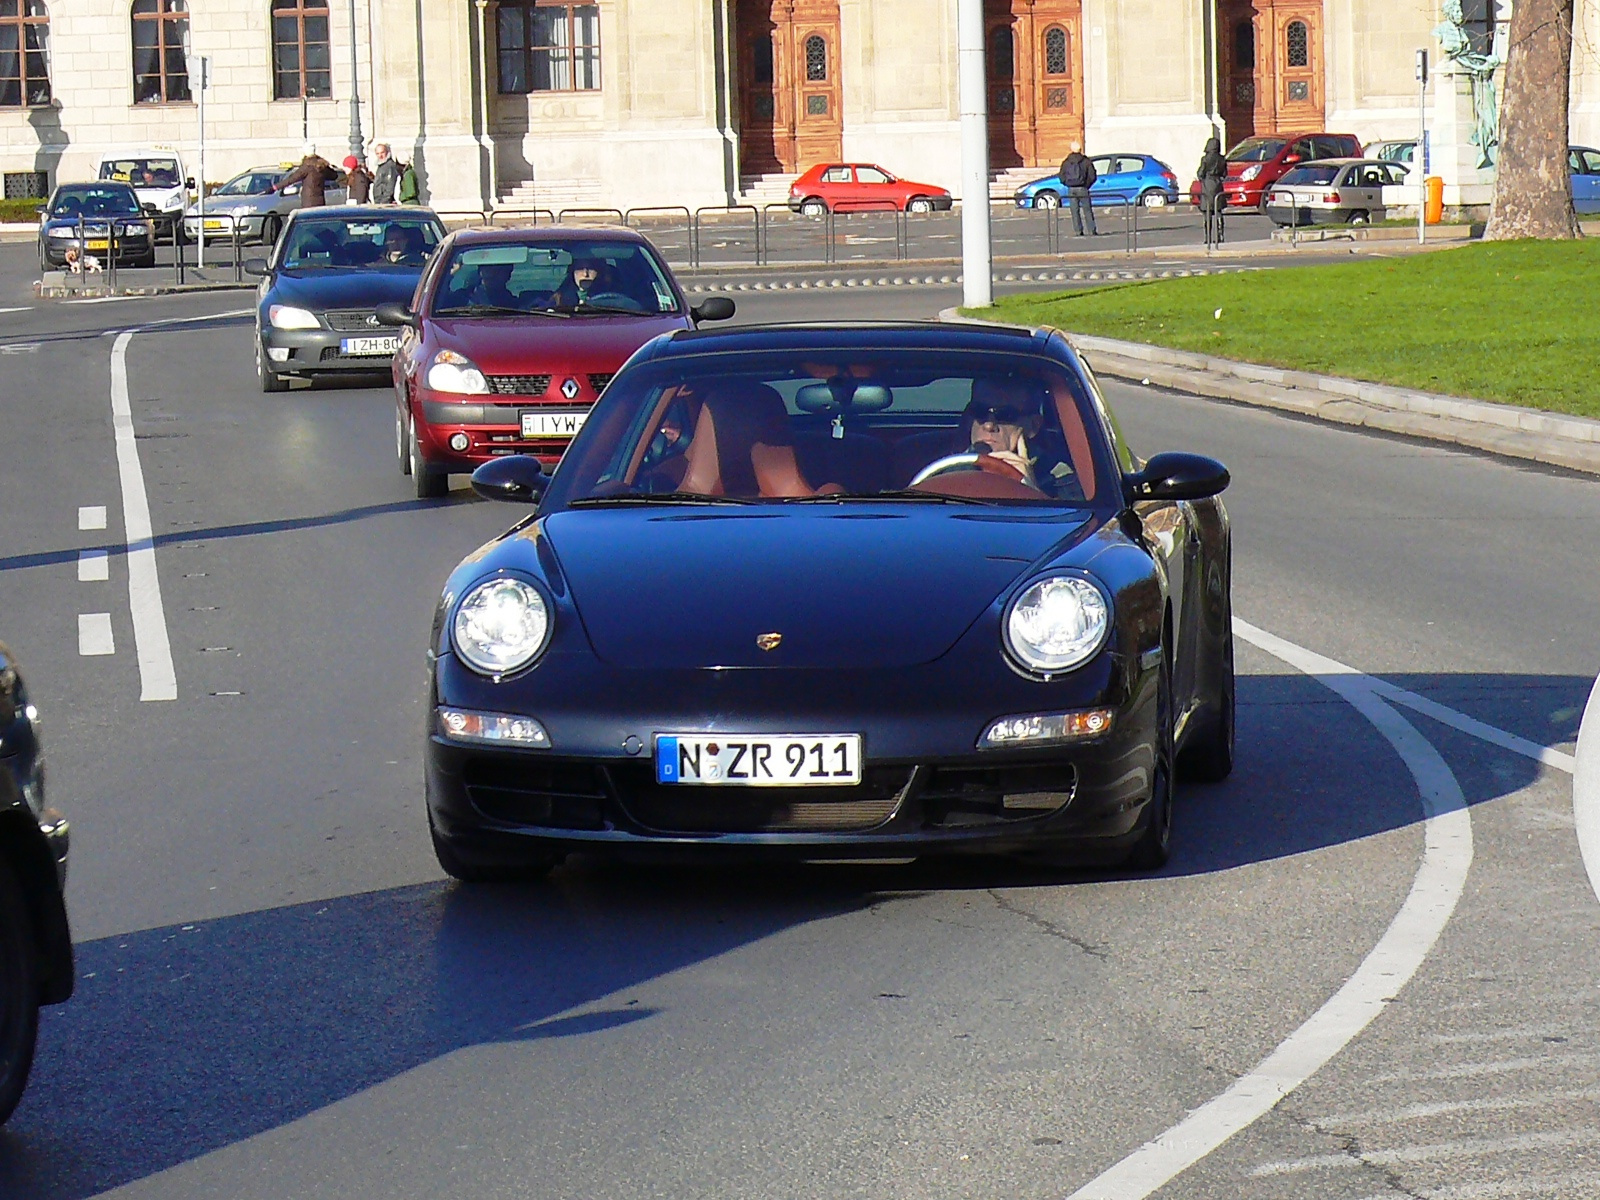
top-left (985, 0), bottom-right (1084, 170)
top-left (737, 0), bottom-right (843, 176)
top-left (1219, 0), bottom-right (1325, 141)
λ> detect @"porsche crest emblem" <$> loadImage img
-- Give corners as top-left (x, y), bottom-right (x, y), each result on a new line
top-left (756, 632), bottom-right (783, 652)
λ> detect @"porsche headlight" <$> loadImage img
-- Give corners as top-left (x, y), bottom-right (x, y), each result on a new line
top-left (452, 578), bottom-right (551, 675)
top-left (268, 304), bottom-right (320, 330)
top-left (427, 350), bottom-right (491, 395)
top-left (1240, 165), bottom-right (1262, 181)
top-left (1004, 575), bottom-right (1110, 674)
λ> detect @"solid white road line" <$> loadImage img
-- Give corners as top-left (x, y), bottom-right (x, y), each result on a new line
top-left (78, 505), bottom-right (107, 531)
top-left (1572, 673), bottom-right (1600, 906)
top-left (78, 549), bottom-right (109, 581)
top-left (110, 330), bottom-right (177, 701)
top-left (78, 612), bottom-right (114, 656)
top-left (1062, 618), bottom-right (1473, 1200)
top-left (1374, 681), bottom-right (1576, 775)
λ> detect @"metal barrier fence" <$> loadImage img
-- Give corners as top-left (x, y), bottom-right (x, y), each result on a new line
top-left (691, 205), bottom-right (760, 269)
top-left (624, 207), bottom-right (693, 266)
top-left (556, 207), bottom-right (625, 226)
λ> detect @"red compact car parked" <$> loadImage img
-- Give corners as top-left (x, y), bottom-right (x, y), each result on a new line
top-left (787, 163), bottom-right (954, 216)
top-left (1187, 132), bottom-right (1362, 211)
top-left (377, 226), bottom-right (733, 498)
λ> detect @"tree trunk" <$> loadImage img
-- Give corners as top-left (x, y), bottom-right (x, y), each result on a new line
top-left (1485, 0), bottom-right (1578, 240)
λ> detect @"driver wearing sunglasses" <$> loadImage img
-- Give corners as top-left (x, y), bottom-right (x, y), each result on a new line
top-left (964, 379), bottom-right (1044, 488)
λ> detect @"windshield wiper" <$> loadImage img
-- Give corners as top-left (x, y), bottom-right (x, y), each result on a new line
top-left (789, 489), bottom-right (994, 505)
top-left (570, 302), bottom-right (653, 316)
top-left (568, 491), bottom-right (754, 507)
top-left (431, 304), bottom-right (569, 319)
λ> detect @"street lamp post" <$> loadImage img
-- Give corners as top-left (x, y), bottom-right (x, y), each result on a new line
top-left (347, 0), bottom-right (363, 161)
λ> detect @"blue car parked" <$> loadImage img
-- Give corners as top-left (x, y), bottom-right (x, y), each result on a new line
top-left (1014, 154), bottom-right (1181, 210)
top-left (1570, 147), bottom-right (1600, 214)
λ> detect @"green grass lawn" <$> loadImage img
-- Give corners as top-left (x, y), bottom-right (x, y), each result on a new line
top-left (971, 241), bottom-right (1598, 418)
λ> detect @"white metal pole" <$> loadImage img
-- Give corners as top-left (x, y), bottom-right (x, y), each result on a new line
top-left (1416, 49), bottom-right (1428, 246)
top-left (197, 57), bottom-right (207, 268)
top-left (957, 0), bottom-right (992, 308)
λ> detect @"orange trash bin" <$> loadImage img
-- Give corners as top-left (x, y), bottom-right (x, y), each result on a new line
top-left (1425, 176), bottom-right (1445, 225)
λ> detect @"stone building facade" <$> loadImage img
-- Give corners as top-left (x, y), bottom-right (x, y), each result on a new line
top-left (2, 0), bottom-right (1597, 212)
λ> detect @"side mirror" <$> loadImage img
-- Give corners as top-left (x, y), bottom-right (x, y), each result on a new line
top-left (374, 301), bottom-right (417, 328)
top-left (34, 205), bottom-right (45, 217)
top-left (1283, 153), bottom-right (1302, 165)
top-left (471, 455), bottom-right (548, 504)
top-left (691, 296), bottom-right (736, 323)
top-left (1124, 452), bottom-right (1230, 504)
top-left (242, 257), bottom-right (270, 276)
top-left (185, 177), bottom-right (196, 189)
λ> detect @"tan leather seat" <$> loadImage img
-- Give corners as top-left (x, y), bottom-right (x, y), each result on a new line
top-left (679, 382), bottom-right (830, 498)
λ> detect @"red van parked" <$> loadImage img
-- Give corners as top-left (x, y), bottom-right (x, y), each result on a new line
top-left (1188, 133), bottom-right (1362, 211)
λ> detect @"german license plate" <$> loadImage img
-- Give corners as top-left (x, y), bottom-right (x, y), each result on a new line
top-left (339, 335), bottom-right (398, 356)
top-left (655, 734), bottom-right (863, 786)
top-left (521, 409), bottom-right (587, 438)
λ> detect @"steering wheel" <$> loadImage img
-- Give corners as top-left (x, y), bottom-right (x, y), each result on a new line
top-left (583, 291), bottom-right (646, 312)
top-left (908, 453), bottom-right (985, 487)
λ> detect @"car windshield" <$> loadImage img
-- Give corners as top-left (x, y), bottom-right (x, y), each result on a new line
top-left (1228, 138), bottom-right (1286, 163)
top-left (214, 171), bottom-right (283, 196)
top-left (50, 186), bottom-right (142, 218)
top-left (1278, 165), bottom-right (1341, 186)
top-left (99, 157), bottom-right (182, 188)
top-left (278, 215), bottom-right (444, 270)
top-left (543, 348), bottom-right (1112, 510)
top-left (431, 240), bottom-right (682, 317)
top-left (1373, 143), bottom-right (1414, 164)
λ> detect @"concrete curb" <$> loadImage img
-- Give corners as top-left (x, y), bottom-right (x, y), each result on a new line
top-left (939, 308), bottom-right (1600, 478)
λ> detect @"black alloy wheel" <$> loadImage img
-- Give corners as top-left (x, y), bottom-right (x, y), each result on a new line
top-left (1126, 644), bottom-right (1175, 871)
top-left (0, 856), bottom-right (41, 1126)
top-left (256, 338), bottom-right (288, 393)
top-left (1179, 619), bottom-right (1235, 783)
top-left (410, 417), bottom-right (447, 498)
top-left (429, 812), bottom-right (560, 884)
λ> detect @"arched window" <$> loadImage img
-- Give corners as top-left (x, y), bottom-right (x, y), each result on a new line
top-left (132, 0), bottom-right (189, 104)
top-left (804, 33), bottom-right (826, 82)
top-left (989, 27), bottom-right (1013, 79)
top-left (0, 0), bottom-right (50, 107)
top-left (1043, 26), bottom-right (1067, 76)
top-left (751, 33), bottom-right (772, 84)
top-left (1285, 20), bottom-right (1308, 68)
top-left (1234, 19), bottom-right (1254, 70)
top-left (272, 0), bottom-right (330, 99)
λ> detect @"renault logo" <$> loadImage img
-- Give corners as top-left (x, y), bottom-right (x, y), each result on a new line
top-left (561, 377), bottom-right (581, 400)
top-left (756, 632), bottom-right (783, 652)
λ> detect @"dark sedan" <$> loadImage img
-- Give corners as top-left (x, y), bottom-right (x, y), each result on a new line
top-left (248, 206), bottom-right (446, 392)
top-left (36, 182), bottom-right (157, 270)
top-left (0, 643), bottom-right (72, 1125)
top-left (424, 322), bottom-right (1234, 881)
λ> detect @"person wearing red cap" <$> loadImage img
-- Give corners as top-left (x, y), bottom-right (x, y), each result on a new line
top-left (342, 153), bottom-right (373, 204)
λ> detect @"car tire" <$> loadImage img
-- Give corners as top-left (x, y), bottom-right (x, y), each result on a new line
top-left (1034, 191), bottom-right (1061, 210)
top-left (1178, 605), bottom-right (1235, 784)
top-left (799, 198), bottom-right (828, 218)
top-left (261, 215), bottom-right (282, 247)
top-left (1139, 188), bottom-right (1167, 209)
top-left (1348, 210), bottom-right (1370, 226)
top-left (397, 408), bottom-right (412, 475)
top-left (410, 417), bottom-right (447, 498)
top-left (256, 339), bottom-right (288, 394)
top-left (1126, 645), bottom-right (1175, 871)
top-left (429, 813), bottom-right (559, 884)
top-left (0, 854), bottom-right (41, 1128)
top-left (907, 196), bottom-right (934, 215)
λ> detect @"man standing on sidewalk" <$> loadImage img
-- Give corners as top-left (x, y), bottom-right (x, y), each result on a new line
top-left (1058, 143), bottom-right (1099, 237)
top-left (371, 143), bottom-right (400, 205)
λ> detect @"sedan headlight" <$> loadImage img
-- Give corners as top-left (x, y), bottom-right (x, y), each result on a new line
top-left (452, 578), bottom-right (551, 676)
top-left (1004, 575), bottom-right (1110, 675)
top-left (1240, 165), bottom-right (1262, 181)
top-left (268, 304), bottom-right (320, 330)
top-left (427, 349), bottom-right (491, 395)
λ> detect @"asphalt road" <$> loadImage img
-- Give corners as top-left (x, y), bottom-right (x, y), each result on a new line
top-left (1, 271), bottom-right (1597, 1200)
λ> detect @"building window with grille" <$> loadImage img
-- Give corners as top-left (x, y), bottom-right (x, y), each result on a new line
top-left (1234, 20), bottom-right (1254, 70)
top-left (497, 2), bottom-right (600, 93)
top-left (751, 34), bottom-right (772, 84)
top-left (0, 0), bottom-right (50, 107)
top-left (988, 27), bottom-right (1012, 79)
top-left (132, 0), bottom-right (189, 104)
top-left (1043, 26), bottom-right (1067, 76)
top-left (272, 0), bottom-right (331, 99)
top-left (804, 33), bottom-right (826, 82)
top-left (1285, 20), bottom-right (1308, 69)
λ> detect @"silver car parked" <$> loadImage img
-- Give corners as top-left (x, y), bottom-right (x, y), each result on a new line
top-left (1263, 158), bottom-right (1408, 228)
top-left (182, 166), bottom-right (348, 248)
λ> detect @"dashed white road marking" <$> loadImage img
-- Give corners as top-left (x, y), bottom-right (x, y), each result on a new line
top-left (78, 550), bottom-right (109, 581)
top-left (110, 329), bottom-right (177, 701)
top-left (78, 505), bottom-right (107, 531)
top-left (0, 305), bottom-right (31, 314)
top-left (1062, 618), bottom-right (1474, 1200)
top-left (78, 612), bottom-right (114, 656)
top-left (1571, 673), bottom-right (1600, 906)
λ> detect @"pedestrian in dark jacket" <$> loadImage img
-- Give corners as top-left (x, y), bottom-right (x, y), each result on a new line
top-left (371, 142), bottom-right (400, 204)
top-left (271, 145), bottom-right (341, 208)
top-left (342, 155), bottom-right (373, 204)
top-left (1058, 143), bottom-right (1098, 236)
top-left (1197, 135), bottom-right (1227, 243)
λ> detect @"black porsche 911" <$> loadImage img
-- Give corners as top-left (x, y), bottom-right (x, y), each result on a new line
top-left (425, 322), bottom-right (1233, 879)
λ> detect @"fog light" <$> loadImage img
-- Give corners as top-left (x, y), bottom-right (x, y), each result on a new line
top-left (267, 346), bottom-right (291, 362)
top-left (448, 432), bottom-right (471, 452)
top-left (438, 707), bottom-right (550, 747)
top-left (979, 709), bottom-right (1114, 749)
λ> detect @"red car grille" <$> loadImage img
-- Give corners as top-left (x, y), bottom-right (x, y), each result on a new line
top-left (486, 374), bottom-right (552, 396)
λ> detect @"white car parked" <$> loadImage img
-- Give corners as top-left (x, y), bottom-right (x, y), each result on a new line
top-left (95, 148), bottom-right (194, 241)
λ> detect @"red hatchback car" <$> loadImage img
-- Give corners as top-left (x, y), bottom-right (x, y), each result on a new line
top-left (787, 163), bottom-right (954, 216)
top-left (378, 227), bottom-right (733, 497)
top-left (1188, 132), bottom-right (1362, 210)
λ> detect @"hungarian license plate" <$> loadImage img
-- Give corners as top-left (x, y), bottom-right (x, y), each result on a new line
top-left (85, 240), bottom-right (108, 251)
top-left (203, 219), bottom-right (228, 231)
top-left (521, 409), bottom-right (587, 439)
top-left (655, 734), bottom-right (863, 787)
top-left (339, 335), bottom-right (398, 356)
